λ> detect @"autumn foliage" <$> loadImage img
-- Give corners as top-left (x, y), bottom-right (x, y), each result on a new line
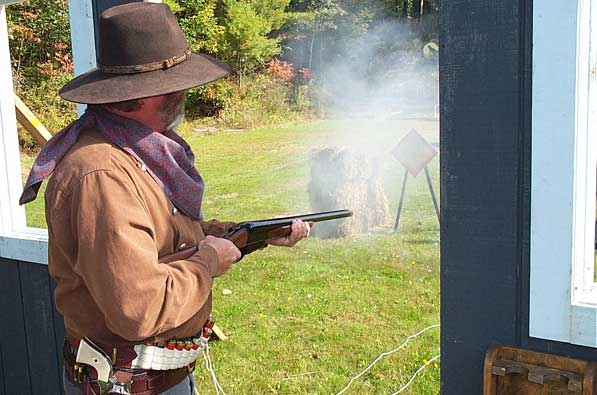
top-left (265, 59), bottom-right (295, 81)
top-left (7, 1), bottom-right (73, 82)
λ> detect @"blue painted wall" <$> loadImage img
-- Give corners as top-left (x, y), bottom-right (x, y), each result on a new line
top-left (440, 0), bottom-right (597, 393)
top-left (0, 258), bottom-right (65, 395)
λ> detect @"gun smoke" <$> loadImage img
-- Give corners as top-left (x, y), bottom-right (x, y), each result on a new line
top-left (303, 20), bottom-right (439, 237)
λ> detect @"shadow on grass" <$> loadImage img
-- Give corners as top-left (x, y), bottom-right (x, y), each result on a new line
top-left (402, 238), bottom-right (439, 246)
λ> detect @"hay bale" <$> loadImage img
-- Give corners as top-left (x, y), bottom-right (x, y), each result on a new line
top-left (309, 148), bottom-right (390, 238)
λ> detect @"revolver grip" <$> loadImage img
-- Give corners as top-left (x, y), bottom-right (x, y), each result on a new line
top-left (76, 338), bottom-right (114, 393)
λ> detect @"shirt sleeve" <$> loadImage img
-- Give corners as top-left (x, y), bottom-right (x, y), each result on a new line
top-left (68, 169), bottom-right (218, 342)
top-left (200, 219), bottom-right (236, 237)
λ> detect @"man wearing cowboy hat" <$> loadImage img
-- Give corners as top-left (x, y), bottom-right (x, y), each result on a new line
top-left (20, 3), bottom-right (310, 394)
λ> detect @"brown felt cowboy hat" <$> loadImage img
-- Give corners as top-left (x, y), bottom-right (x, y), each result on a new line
top-left (59, 2), bottom-right (231, 104)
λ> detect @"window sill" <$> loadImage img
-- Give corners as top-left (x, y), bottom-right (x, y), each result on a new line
top-left (0, 228), bottom-right (48, 265)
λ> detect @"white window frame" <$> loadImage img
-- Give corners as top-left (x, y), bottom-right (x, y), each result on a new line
top-left (530, 0), bottom-right (597, 346)
top-left (0, 1), bottom-right (95, 265)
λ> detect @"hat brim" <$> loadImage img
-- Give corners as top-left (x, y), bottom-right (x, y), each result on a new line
top-left (59, 53), bottom-right (232, 104)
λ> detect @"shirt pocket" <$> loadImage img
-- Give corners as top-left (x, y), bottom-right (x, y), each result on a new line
top-left (172, 207), bottom-right (205, 252)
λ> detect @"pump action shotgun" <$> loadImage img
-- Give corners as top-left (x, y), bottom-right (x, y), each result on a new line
top-left (159, 209), bottom-right (353, 264)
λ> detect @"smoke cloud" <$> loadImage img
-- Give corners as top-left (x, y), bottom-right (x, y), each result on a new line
top-left (315, 20), bottom-right (438, 120)
top-left (305, 19), bottom-right (439, 235)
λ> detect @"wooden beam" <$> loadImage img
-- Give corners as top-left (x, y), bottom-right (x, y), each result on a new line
top-left (211, 324), bottom-right (228, 341)
top-left (14, 96), bottom-right (51, 146)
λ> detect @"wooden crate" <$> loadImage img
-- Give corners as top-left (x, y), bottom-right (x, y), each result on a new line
top-left (484, 346), bottom-right (597, 395)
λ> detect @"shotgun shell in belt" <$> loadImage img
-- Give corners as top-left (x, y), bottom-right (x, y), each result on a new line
top-left (166, 340), bottom-right (176, 350)
top-left (172, 341), bottom-right (183, 367)
top-left (152, 345), bottom-right (166, 370)
top-left (192, 338), bottom-right (200, 350)
top-left (164, 346), bottom-right (175, 370)
top-left (132, 344), bottom-right (155, 370)
top-left (184, 341), bottom-right (192, 363)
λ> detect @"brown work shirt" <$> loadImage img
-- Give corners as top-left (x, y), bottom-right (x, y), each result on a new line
top-left (45, 128), bottom-right (231, 346)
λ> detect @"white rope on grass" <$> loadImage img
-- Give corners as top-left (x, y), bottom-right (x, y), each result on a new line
top-left (200, 323), bottom-right (440, 395)
top-left (203, 345), bottom-right (226, 395)
top-left (335, 323), bottom-right (440, 395)
top-left (203, 344), bottom-right (227, 395)
top-left (389, 354), bottom-right (440, 395)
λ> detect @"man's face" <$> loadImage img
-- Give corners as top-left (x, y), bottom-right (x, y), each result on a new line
top-left (159, 91), bottom-right (186, 131)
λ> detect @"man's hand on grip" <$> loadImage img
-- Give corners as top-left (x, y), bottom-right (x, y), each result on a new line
top-left (199, 235), bottom-right (241, 277)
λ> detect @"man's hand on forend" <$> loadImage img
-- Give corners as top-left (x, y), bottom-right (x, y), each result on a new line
top-left (267, 219), bottom-right (311, 247)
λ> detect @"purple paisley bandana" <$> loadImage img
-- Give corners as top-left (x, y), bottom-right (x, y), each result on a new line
top-left (20, 107), bottom-right (204, 220)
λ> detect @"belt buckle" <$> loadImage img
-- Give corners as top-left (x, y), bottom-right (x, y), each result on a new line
top-left (111, 371), bottom-right (133, 395)
top-left (110, 380), bottom-right (132, 395)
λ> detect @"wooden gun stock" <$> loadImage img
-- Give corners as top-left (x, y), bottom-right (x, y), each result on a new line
top-left (158, 210), bottom-right (352, 264)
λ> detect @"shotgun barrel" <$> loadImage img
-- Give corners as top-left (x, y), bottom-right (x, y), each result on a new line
top-left (223, 209), bottom-right (353, 257)
top-left (225, 209), bottom-right (353, 244)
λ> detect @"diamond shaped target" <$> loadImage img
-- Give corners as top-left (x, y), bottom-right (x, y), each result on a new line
top-left (391, 129), bottom-right (437, 176)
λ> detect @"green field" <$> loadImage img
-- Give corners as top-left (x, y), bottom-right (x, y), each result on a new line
top-left (23, 119), bottom-right (440, 394)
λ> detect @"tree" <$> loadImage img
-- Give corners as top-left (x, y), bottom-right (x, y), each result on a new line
top-left (222, 0), bottom-right (290, 85)
top-left (381, 0), bottom-right (439, 20)
top-left (7, 0), bottom-right (72, 85)
top-left (250, 0), bottom-right (292, 30)
top-left (164, 0), bottom-right (224, 55)
top-left (284, 0), bottom-right (346, 70)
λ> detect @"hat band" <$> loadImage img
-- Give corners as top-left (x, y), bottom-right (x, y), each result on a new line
top-left (98, 49), bottom-right (192, 74)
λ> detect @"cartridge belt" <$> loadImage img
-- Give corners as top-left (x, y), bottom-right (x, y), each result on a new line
top-left (130, 316), bottom-right (215, 370)
top-left (130, 336), bottom-right (209, 371)
top-left (63, 339), bottom-right (194, 395)
top-left (63, 317), bottom-right (215, 394)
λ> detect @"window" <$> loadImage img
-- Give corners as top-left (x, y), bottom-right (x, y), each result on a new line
top-left (0, 2), bottom-right (95, 265)
top-left (572, 0), bottom-right (597, 306)
top-left (530, 0), bottom-right (597, 346)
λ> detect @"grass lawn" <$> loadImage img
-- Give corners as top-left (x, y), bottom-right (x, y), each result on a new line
top-left (22, 119), bottom-right (440, 394)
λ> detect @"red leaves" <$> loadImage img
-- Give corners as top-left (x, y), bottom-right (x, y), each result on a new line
top-left (53, 51), bottom-right (74, 73)
top-left (266, 60), bottom-right (313, 85)
top-left (297, 67), bottom-right (312, 83)
top-left (266, 59), bottom-right (296, 81)
top-left (11, 24), bottom-right (40, 42)
top-left (34, 49), bottom-right (72, 76)
top-left (53, 42), bottom-right (68, 51)
top-left (20, 10), bottom-right (39, 19)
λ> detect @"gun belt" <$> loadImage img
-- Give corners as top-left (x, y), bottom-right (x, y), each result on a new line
top-left (63, 339), bottom-right (194, 395)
